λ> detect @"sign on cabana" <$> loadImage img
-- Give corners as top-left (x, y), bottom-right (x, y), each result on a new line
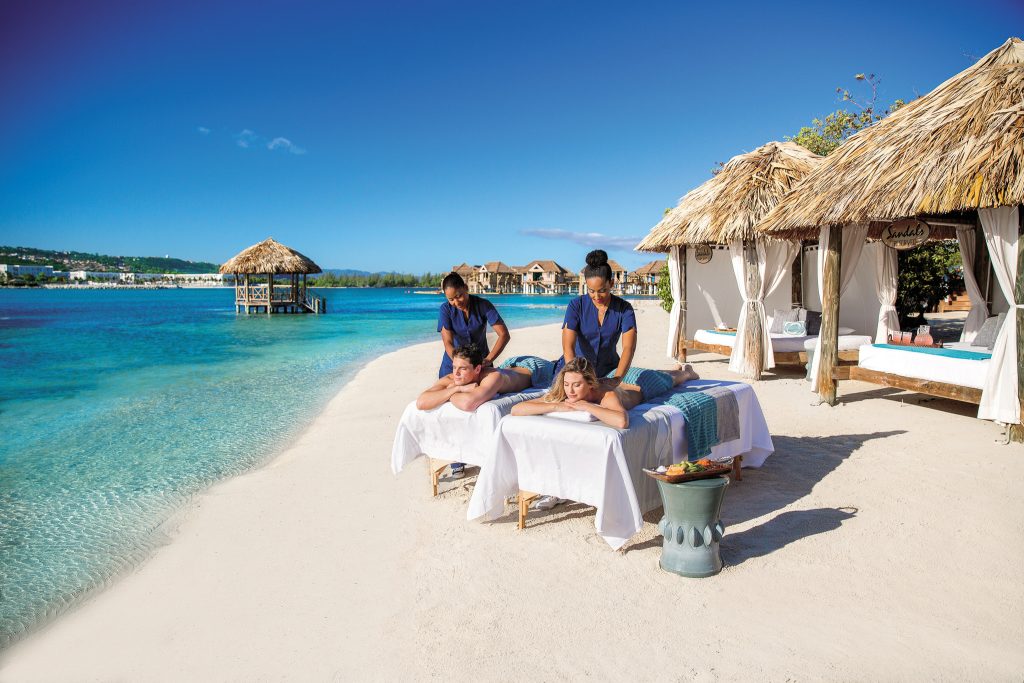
top-left (881, 219), bottom-right (931, 250)
top-left (694, 244), bottom-right (713, 264)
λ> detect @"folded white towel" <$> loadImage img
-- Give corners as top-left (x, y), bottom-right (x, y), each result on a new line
top-left (544, 410), bottom-right (598, 423)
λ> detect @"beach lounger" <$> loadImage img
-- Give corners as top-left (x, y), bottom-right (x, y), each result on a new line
top-left (391, 389), bottom-right (545, 495)
top-left (844, 342), bottom-right (990, 406)
top-left (689, 329), bottom-right (871, 368)
top-left (466, 380), bottom-right (773, 549)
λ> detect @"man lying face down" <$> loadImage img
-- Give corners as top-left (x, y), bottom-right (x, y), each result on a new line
top-left (416, 343), bottom-right (534, 412)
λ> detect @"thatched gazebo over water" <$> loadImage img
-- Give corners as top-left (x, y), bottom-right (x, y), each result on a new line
top-left (220, 237), bottom-right (326, 314)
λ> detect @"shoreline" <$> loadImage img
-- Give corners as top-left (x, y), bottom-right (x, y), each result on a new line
top-left (3, 304), bottom-right (1023, 680)
top-left (0, 318), bottom-right (567, 651)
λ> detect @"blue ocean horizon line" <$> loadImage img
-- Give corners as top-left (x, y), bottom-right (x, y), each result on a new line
top-left (0, 287), bottom-right (603, 646)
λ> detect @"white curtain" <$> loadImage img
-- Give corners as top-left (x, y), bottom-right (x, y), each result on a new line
top-left (956, 227), bottom-right (989, 342)
top-left (666, 245), bottom-right (684, 360)
top-left (977, 206), bottom-right (1020, 425)
top-left (870, 242), bottom-right (900, 343)
top-left (810, 223), bottom-right (869, 390)
top-left (727, 239), bottom-right (799, 375)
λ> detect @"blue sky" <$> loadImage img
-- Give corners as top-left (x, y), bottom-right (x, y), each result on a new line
top-left (1, 0), bottom-right (1020, 272)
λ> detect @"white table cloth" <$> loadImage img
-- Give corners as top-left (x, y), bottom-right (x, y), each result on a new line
top-left (466, 380), bottom-right (773, 549)
top-left (391, 390), bottom-right (544, 474)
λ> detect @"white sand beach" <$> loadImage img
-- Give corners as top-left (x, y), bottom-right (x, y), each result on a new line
top-left (3, 302), bottom-right (1023, 681)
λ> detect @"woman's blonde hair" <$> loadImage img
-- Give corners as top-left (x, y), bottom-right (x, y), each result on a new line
top-left (544, 357), bottom-right (600, 402)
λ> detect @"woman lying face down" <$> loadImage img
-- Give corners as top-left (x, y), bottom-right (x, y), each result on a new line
top-left (510, 358), bottom-right (698, 429)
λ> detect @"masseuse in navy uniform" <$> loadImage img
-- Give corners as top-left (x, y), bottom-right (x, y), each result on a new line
top-left (557, 249), bottom-right (637, 380)
top-left (437, 271), bottom-right (511, 379)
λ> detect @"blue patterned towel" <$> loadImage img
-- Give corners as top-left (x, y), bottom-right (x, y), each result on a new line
top-left (500, 355), bottom-right (556, 388)
top-left (872, 344), bottom-right (991, 361)
top-left (661, 390), bottom-right (719, 459)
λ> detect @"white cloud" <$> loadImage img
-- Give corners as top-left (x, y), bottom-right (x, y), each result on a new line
top-left (197, 126), bottom-right (211, 134)
top-left (519, 228), bottom-right (641, 251)
top-left (267, 137), bottom-right (307, 155)
top-left (235, 129), bottom-right (256, 148)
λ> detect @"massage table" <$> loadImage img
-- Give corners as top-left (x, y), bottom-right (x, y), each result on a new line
top-left (391, 390), bottom-right (545, 495)
top-left (465, 380), bottom-right (774, 550)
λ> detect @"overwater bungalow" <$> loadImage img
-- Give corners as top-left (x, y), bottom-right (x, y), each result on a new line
top-left (757, 37), bottom-right (1023, 439)
top-left (220, 237), bottom-right (326, 314)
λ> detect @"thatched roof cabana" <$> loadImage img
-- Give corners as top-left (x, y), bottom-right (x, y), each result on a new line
top-left (758, 37), bottom-right (1024, 239)
top-left (636, 141), bottom-right (822, 252)
top-left (754, 38), bottom-right (1023, 437)
top-left (219, 237), bottom-right (322, 275)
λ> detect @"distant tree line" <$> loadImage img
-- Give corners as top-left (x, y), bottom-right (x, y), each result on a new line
top-left (308, 272), bottom-right (444, 288)
top-left (0, 245), bottom-right (219, 274)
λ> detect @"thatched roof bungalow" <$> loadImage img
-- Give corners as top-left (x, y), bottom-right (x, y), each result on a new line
top-left (756, 37), bottom-right (1023, 433)
top-left (758, 38), bottom-right (1024, 239)
top-left (221, 237), bottom-right (324, 314)
top-left (635, 141), bottom-right (822, 378)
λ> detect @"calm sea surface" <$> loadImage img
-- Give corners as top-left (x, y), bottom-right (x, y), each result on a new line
top-left (0, 287), bottom-right (619, 645)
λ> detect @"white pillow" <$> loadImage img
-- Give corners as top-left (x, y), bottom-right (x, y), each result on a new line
top-left (838, 327), bottom-right (855, 335)
top-left (545, 410), bottom-right (598, 422)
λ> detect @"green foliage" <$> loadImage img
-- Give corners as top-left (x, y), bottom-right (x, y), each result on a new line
top-left (788, 74), bottom-right (905, 156)
top-left (0, 245), bottom-right (219, 273)
top-left (656, 263), bottom-right (673, 312)
top-left (309, 272), bottom-right (444, 288)
top-left (895, 241), bottom-right (964, 325)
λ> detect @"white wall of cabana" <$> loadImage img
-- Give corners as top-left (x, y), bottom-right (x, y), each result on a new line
top-left (684, 244), bottom-right (794, 334)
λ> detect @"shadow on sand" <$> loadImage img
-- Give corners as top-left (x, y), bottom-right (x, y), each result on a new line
top-left (625, 430), bottom-right (903, 554)
top-left (721, 506), bottom-right (858, 566)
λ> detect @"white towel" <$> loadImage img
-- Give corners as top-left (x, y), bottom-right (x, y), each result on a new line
top-left (544, 410), bottom-right (598, 422)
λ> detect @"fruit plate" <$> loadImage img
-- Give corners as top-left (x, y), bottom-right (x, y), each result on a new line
top-left (643, 462), bottom-right (732, 483)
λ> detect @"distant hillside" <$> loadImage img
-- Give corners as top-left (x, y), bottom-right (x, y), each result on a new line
top-left (0, 246), bottom-right (220, 274)
top-left (321, 268), bottom-right (374, 277)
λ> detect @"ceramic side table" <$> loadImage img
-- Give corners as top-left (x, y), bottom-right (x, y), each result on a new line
top-left (655, 476), bottom-right (728, 577)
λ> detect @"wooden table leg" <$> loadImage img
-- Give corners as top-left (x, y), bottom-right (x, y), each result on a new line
top-left (732, 455), bottom-right (743, 482)
top-left (428, 458), bottom-right (453, 497)
top-left (518, 490), bottom-right (540, 529)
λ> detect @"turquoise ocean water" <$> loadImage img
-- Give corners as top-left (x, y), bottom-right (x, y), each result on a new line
top-left (0, 287), bottom-right (606, 646)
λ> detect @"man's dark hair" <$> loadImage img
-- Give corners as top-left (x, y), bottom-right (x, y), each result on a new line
top-left (452, 343), bottom-right (484, 366)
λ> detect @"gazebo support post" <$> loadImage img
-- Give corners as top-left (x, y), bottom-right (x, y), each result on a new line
top-left (267, 273), bottom-right (273, 315)
top-left (744, 240), bottom-right (764, 380)
top-left (1011, 206), bottom-right (1024, 443)
top-left (816, 225), bottom-right (843, 405)
top-left (678, 246), bottom-right (688, 361)
top-left (244, 273), bottom-right (250, 314)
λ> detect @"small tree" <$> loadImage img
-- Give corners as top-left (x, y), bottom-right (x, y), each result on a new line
top-left (656, 263), bottom-right (672, 312)
top-left (895, 242), bottom-right (964, 326)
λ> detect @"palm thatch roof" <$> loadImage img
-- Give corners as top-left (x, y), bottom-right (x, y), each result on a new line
top-left (636, 141), bottom-right (823, 252)
top-left (219, 238), bottom-right (322, 275)
top-left (759, 37), bottom-right (1024, 240)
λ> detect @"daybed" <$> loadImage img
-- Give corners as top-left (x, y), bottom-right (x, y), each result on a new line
top-left (845, 342), bottom-right (991, 405)
top-left (690, 328), bottom-right (871, 368)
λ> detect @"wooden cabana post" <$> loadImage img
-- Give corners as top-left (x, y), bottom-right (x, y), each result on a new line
top-left (816, 226), bottom-right (843, 405)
